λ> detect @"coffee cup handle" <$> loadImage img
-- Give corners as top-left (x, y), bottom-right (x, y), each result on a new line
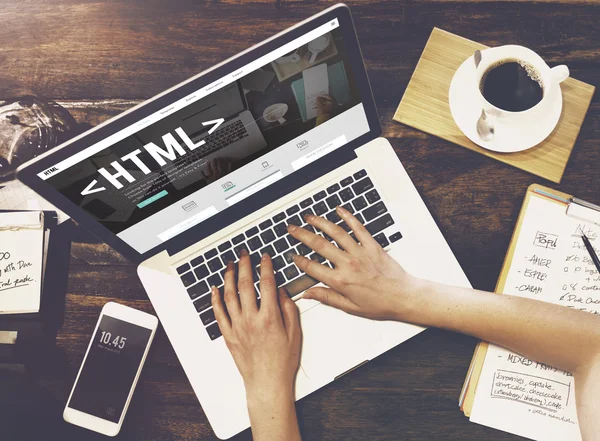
top-left (551, 65), bottom-right (570, 84)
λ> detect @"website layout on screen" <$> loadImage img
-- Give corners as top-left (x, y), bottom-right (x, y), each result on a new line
top-left (39, 19), bottom-right (370, 253)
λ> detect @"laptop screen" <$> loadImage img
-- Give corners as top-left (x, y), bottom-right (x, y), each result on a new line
top-left (36, 16), bottom-right (370, 254)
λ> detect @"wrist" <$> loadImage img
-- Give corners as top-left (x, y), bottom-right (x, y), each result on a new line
top-left (246, 383), bottom-right (294, 412)
top-left (391, 275), bottom-right (433, 323)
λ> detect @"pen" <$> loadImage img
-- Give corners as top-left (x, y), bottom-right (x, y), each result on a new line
top-left (581, 234), bottom-right (600, 274)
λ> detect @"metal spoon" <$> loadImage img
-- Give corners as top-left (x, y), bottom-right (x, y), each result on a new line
top-left (473, 50), bottom-right (495, 141)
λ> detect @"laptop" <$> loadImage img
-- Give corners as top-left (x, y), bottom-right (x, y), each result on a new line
top-left (17, 4), bottom-right (471, 439)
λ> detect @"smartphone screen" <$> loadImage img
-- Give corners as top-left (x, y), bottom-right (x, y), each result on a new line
top-left (67, 315), bottom-right (153, 423)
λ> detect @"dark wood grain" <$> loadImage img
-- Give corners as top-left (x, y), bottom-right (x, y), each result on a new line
top-left (1, 1), bottom-right (599, 440)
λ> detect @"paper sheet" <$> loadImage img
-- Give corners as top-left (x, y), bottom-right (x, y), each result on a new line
top-left (470, 195), bottom-right (600, 440)
top-left (0, 211), bottom-right (45, 314)
top-left (0, 179), bottom-right (69, 223)
top-left (303, 63), bottom-right (329, 120)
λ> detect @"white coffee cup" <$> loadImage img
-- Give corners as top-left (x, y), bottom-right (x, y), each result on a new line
top-left (308, 34), bottom-right (331, 64)
top-left (263, 103), bottom-right (288, 124)
top-left (474, 45), bottom-right (569, 135)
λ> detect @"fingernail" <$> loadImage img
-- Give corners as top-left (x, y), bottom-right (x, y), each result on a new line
top-left (304, 213), bottom-right (315, 222)
top-left (292, 254), bottom-right (300, 261)
top-left (262, 253), bottom-right (269, 261)
top-left (336, 205), bottom-right (348, 216)
top-left (287, 224), bottom-right (297, 232)
top-left (211, 286), bottom-right (217, 295)
top-left (240, 248), bottom-right (249, 256)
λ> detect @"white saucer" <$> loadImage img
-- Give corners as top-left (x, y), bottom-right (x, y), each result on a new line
top-left (448, 54), bottom-right (562, 153)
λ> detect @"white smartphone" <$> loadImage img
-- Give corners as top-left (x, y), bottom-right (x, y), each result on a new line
top-left (63, 302), bottom-right (158, 437)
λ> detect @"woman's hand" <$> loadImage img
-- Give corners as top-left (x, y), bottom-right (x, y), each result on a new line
top-left (211, 251), bottom-right (303, 441)
top-left (287, 205), bottom-right (422, 321)
top-left (210, 251), bottom-right (301, 401)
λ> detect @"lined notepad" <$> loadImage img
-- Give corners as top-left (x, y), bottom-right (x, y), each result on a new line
top-left (0, 211), bottom-right (46, 314)
top-left (462, 187), bottom-right (600, 440)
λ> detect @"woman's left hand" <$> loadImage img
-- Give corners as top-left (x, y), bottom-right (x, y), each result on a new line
top-left (211, 251), bottom-right (301, 402)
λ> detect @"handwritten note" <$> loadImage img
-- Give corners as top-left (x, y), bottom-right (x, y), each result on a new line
top-left (303, 63), bottom-right (329, 120)
top-left (0, 211), bottom-right (45, 314)
top-left (470, 195), bottom-right (600, 440)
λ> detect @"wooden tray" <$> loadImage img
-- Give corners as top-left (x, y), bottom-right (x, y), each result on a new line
top-left (393, 28), bottom-right (595, 183)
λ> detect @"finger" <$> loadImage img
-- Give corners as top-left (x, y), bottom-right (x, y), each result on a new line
top-left (223, 260), bottom-right (241, 319)
top-left (278, 288), bottom-right (300, 336)
top-left (258, 253), bottom-right (279, 314)
top-left (304, 213), bottom-right (360, 253)
top-left (292, 255), bottom-right (336, 285)
top-left (303, 286), bottom-right (359, 314)
top-left (237, 250), bottom-right (257, 313)
top-left (287, 223), bottom-right (348, 263)
top-left (211, 286), bottom-right (232, 337)
top-left (335, 205), bottom-right (380, 250)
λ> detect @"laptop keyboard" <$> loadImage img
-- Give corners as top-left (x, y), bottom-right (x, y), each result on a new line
top-left (175, 169), bottom-right (402, 341)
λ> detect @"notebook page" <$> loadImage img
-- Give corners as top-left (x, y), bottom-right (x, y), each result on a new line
top-left (0, 211), bottom-right (45, 314)
top-left (470, 194), bottom-right (600, 440)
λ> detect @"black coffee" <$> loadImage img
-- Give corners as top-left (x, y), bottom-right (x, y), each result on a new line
top-left (481, 60), bottom-right (543, 112)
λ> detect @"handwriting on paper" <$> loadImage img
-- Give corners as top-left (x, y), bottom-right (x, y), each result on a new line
top-left (534, 231), bottom-right (558, 250)
top-left (0, 253), bottom-right (35, 293)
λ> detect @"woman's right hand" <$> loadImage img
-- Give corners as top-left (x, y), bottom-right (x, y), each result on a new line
top-left (287, 205), bottom-right (424, 321)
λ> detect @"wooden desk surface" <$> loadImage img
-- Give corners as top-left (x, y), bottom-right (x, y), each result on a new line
top-left (1, 1), bottom-right (598, 440)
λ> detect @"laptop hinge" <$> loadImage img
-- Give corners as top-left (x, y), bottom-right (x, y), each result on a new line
top-left (334, 360), bottom-right (369, 380)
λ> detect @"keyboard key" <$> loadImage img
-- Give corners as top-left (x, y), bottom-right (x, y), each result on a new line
top-left (373, 232), bottom-right (390, 248)
top-left (340, 186), bottom-right (354, 202)
top-left (365, 214), bottom-right (395, 236)
top-left (207, 257), bottom-right (223, 273)
top-left (287, 234), bottom-right (300, 246)
top-left (355, 213), bottom-right (365, 224)
top-left (232, 234), bottom-right (245, 245)
top-left (207, 273), bottom-right (222, 288)
top-left (281, 273), bottom-right (318, 297)
top-left (193, 264), bottom-right (209, 280)
top-left (353, 169), bottom-right (367, 180)
top-left (259, 219), bottom-right (273, 230)
top-left (283, 249), bottom-right (296, 265)
top-left (309, 253), bottom-right (326, 263)
top-left (352, 196), bottom-right (367, 211)
top-left (341, 203), bottom-right (354, 214)
top-left (300, 208), bottom-right (314, 220)
top-left (283, 265), bottom-right (299, 281)
top-left (272, 256), bottom-right (285, 271)
top-left (204, 248), bottom-right (218, 259)
top-left (273, 212), bottom-right (286, 223)
top-left (274, 222), bottom-right (287, 237)
top-left (218, 241), bottom-right (232, 252)
top-left (338, 221), bottom-right (351, 233)
top-left (363, 201), bottom-right (388, 222)
top-left (326, 211), bottom-right (342, 223)
top-left (313, 190), bottom-right (327, 201)
top-left (245, 226), bottom-right (259, 238)
top-left (300, 197), bottom-right (313, 208)
top-left (250, 253), bottom-right (261, 267)
top-left (260, 229), bottom-right (276, 244)
top-left (221, 250), bottom-right (236, 266)
top-left (187, 280), bottom-right (209, 299)
top-left (389, 232), bottom-right (403, 243)
top-left (200, 308), bottom-right (215, 326)
top-left (191, 255), bottom-right (204, 267)
top-left (287, 215), bottom-right (302, 226)
top-left (326, 183), bottom-right (340, 194)
top-left (247, 236), bottom-right (263, 251)
top-left (274, 238), bottom-right (289, 253)
top-left (365, 189), bottom-right (381, 204)
top-left (176, 263), bottom-right (190, 274)
top-left (260, 245), bottom-right (276, 258)
top-left (352, 177), bottom-right (373, 195)
top-left (206, 322), bottom-right (222, 340)
top-left (314, 201), bottom-right (328, 216)
top-left (296, 244), bottom-right (311, 256)
top-left (234, 243), bottom-right (248, 258)
top-left (286, 205), bottom-right (300, 216)
top-left (275, 272), bottom-right (285, 287)
top-left (302, 224), bottom-right (316, 234)
top-left (340, 176), bottom-right (354, 187)
top-left (194, 293), bottom-right (212, 313)
top-left (325, 194), bottom-right (342, 210)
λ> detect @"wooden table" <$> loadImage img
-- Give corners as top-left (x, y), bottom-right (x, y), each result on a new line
top-left (2, 1), bottom-right (598, 440)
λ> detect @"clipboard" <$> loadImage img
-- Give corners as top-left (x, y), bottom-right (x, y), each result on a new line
top-left (459, 183), bottom-right (600, 416)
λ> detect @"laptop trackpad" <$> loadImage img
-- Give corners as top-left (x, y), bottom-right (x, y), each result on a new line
top-left (299, 303), bottom-right (381, 379)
